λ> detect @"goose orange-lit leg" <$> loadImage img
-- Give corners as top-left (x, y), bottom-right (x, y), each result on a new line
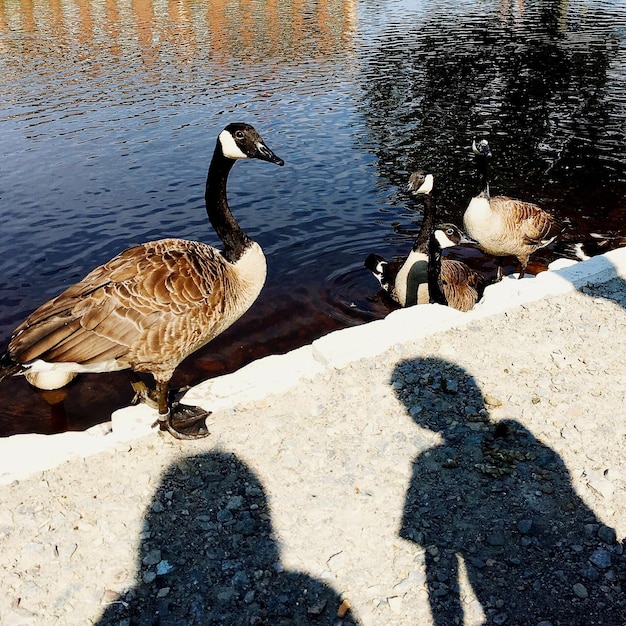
top-left (517, 256), bottom-right (529, 280)
top-left (128, 372), bottom-right (159, 409)
top-left (495, 258), bottom-right (504, 282)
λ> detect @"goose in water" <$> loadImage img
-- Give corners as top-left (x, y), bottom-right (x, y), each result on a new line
top-left (554, 232), bottom-right (626, 262)
top-left (364, 169), bottom-right (435, 307)
top-left (428, 223), bottom-right (484, 312)
top-left (463, 138), bottom-right (563, 280)
top-left (0, 123), bottom-right (284, 439)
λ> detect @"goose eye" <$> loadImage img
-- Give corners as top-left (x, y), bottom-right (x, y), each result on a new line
top-left (235, 130), bottom-right (245, 140)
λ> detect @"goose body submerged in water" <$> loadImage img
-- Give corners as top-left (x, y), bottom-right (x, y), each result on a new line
top-left (463, 138), bottom-right (563, 280)
top-left (364, 169), bottom-right (435, 307)
top-left (428, 223), bottom-right (485, 312)
top-left (554, 232), bottom-right (626, 262)
top-left (0, 123), bottom-right (284, 439)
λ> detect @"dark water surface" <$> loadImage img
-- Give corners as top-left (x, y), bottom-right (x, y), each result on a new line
top-left (1, 0), bottom-right (625, 436)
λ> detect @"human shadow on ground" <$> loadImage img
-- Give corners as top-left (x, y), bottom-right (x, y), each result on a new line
top-left (394, 357), bottom-right (625, 626)
top-left (97, 449), bottom-right (358, 626)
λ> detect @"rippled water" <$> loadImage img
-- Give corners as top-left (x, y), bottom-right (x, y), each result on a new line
top-left (1, 0), bottom-right (625, 435)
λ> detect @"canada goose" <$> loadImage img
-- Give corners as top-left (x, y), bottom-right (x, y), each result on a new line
top-left (428, 223), bottom-right (484, 312)
top-left (363, 252), bottom-right (396, 296)
top-left (0, 123), bottom-right (284, 439)
top-left (554, 233), bottom-right (626, 262)
top-left (463, 138), bottom-right (563, 280)
top-left (364, 169), bottom-right (435, 307)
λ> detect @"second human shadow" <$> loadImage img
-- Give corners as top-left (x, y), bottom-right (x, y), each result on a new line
top-left (394, 356), bottom-right (625, 626)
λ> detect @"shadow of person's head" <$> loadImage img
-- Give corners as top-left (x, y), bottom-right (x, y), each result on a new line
top-left (392, 355), bottom-right (487, 434)
top-left (97, 449), bottom-right (358, 625)
top-left (391, 356), bottom-right (532, 463)
top-left (393, 356), bottom-right (625, 626)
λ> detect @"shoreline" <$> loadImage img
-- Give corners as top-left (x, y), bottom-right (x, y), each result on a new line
top-left (0, 248), bottom-right (624, 625)
top-left (0, 248), bottom-right (625, 486)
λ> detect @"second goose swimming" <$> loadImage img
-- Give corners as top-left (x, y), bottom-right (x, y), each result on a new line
top-left (364, 169), bottom-right (435, 307)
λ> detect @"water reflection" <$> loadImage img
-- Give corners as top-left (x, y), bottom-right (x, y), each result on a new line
top-left (0, 0), bottom-right (357, 67)
top-left (1, 0), bottom-right (625, 435)
top-left (357, 0), bottom-right (626, 234)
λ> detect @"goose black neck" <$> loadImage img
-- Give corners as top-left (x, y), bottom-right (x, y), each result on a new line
top-left (413, 192), bottom-right (437, 253)
top-left (427, 234), bottom-right (446, 306)
top-left (475, 154), bottom-right (490, 198)
top-left (205, 143), bottom-right (252, 264)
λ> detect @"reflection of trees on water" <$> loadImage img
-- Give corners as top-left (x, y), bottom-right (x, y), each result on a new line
top-left (0, 0), bottom-right (357, 85)
top-left (357, 1), bottom-right (626, 228)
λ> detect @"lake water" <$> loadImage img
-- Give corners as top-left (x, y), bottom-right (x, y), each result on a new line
top-left (1, 0), bottom-right (626, 435)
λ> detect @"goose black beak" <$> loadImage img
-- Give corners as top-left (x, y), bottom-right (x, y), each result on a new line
top-left (459, 233), bottom-right (479, 245)
top-left (256, 141), bottom-right (285, 166)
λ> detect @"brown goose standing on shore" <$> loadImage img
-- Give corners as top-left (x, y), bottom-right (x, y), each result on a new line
top-left (463, 138), bottom-right (563, 280)
top-left (428, 223), bottom-right (484, 312)
top-left (0, 123), bottom-right (284, 439)
top-left (364, 169), bottom-right (435, 307)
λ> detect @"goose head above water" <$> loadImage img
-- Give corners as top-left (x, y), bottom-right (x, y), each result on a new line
top-left (472, 137), bottom-right (492, 159)
top-left (407, 169), bottom-right (434, 195)
top-left (434, 223), bottom-right (478, 249)
top-left (218, 123), bottom-right (285, 164)
top-left (0, 122), bottom-right (284, 440)
top-left (364, 253), bottom-right (394, 295)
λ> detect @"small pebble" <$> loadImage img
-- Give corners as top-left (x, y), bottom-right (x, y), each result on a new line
top-left (589, 548), bottom-right (612, 570)
top-left (598, 525), bottom-right (617, 545)
top-left (142, 571), bottom-right (157, 584)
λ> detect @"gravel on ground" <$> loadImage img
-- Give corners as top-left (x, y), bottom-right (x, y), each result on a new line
top-left (1, 277), bottom-right (625, 626)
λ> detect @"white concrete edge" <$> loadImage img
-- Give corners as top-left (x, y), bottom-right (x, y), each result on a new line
top-left (1, 248), bottom-right (625, 484)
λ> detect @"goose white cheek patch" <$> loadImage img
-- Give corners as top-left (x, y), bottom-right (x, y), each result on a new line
top-left (219, 130), bottom-right (248, 159)
top-left (417, 173), bottom-right (434, 194)
top-left (435, 230), bottom-right (455, 249)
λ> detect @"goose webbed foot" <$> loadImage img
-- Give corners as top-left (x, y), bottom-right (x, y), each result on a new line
top-left (158, 403), bottom-right (211, 440)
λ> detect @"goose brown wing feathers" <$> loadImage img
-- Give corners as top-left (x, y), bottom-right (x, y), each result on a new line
top-left (490, 196), bottom-right (562, 246)
top-left (520, 209), bottom-right (563, 247)
top-left (439, 259), bottom-right (482, 312)
top-left (8, 239), bottom-right (225, 372)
